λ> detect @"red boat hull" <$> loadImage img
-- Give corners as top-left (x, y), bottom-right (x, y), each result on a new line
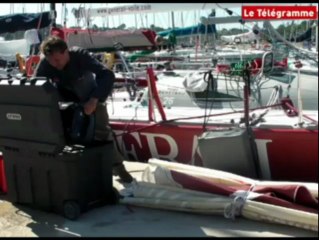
top-left (111, 121), bottom-right (318, 183)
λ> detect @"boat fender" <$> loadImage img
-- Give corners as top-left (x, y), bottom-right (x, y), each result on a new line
top-left (103, 53), bottom-right (116, 70)
top-left (294, 60), bottom-right (303, 69)
top-left (16, 53), bottom-right (26, 74)
top-left (234, 37), bottom-right (241, 44)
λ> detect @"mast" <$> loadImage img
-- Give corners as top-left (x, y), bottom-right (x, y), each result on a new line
top-left (145, 14), bottom-right (149, 28)
top-left (50, 3), bottom-right (56, 27)
top-left (316, 22), bottom-right (318, 52)
top-left (310, 3), bottom-right (318, 53)
top-left (181, 11), bottom-right (184, 28)
top-left (62, 3), bottom-right (68, 28)
top-left (171, 11), bottom-right (175, 30)
top-left (10, 4), bottom-right (14, 14)
top-left (134, 14), bottom-right (137, 28)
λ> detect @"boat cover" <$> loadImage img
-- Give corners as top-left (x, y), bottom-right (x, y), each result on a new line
top-left (221, 31), bottom-right (257, 44)
top-left (51, 27), bottom-right (157, 52)
top-left (0, 39), bottom-right (29, 61)
top-left (0, 12), bottom-right (51, 34)
top-left (158, 23), bottom-right (216, 37)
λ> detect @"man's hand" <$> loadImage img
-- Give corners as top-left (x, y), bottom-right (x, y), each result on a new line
top-left (84, 97), bottom-right (98, 115)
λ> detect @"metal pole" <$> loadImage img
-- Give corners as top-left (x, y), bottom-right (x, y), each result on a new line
top-left (243, 67), bottom-right (250, 128)
top-left (106, 4), bottom-right (109, 29)
top-left (50, 3), bottom-right (56, 27)
top-left (10, 4), bottom-right (14, 14)
top-left (171, 11), bottom-right (175, 30)
top-left (205, 23), bottom-right (208, 46)
top-left (181, 11), bottom-right (184, 28)
top-left (145, 14), bottom-right (148, 28)
top-left (135, 14), bottom-right (137, 28)
top-left (63, 3), bottom-right (67, 28)
top-left (297, 66), bottom-right (303, 125)
top-left (316, 21), bottom-right (318, 52)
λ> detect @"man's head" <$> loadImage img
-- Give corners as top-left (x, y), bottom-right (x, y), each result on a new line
top-left (40, 36), bottom-right (70, 70)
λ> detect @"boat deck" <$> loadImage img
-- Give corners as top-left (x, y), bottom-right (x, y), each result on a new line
top-left (0, 161), bottom-right (317, 237)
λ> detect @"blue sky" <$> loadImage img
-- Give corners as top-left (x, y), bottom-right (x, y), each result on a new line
top-left (0, 3), bottom-right (308, 30)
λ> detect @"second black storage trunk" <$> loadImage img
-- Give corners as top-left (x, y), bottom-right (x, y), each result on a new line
top-left (2, 143), bottom-right (116, 220)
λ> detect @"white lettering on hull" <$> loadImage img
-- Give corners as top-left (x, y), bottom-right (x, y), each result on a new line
top-left (140, 132), bottom-right (178, 161)
top-left (125, 132), bottom-right (142, 160)
top-left (114, 130), bottom-right (272, 179)
top-left (255, 139), bottom-right (272, 180)
top-left (113, 130), bottom-right (140, 161)
top-left (190, 135), bottom-right (203, 165)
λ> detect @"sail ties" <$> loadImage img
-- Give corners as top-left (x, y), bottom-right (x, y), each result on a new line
top-left (224, 184), bottom-right (256, 220)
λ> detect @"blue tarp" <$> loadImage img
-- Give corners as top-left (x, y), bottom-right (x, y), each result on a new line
top-left (0, 12), bottom-right (52, 34)
top-left (289, 28), bottom-right (312, 42)
top-left (158, 23), bottom-right (216, 37)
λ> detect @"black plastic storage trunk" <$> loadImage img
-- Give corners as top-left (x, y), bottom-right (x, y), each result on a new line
top-left (0, 78), bottom-right (117, 220)
top-left (2, 143), bottom-right (115, 220)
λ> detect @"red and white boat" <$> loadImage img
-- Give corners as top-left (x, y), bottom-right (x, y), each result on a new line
top-left (108, 65), bottom-right (318, 183)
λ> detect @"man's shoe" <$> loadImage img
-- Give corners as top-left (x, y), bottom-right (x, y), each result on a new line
top-left (113, 164), bottom-right (133, 183)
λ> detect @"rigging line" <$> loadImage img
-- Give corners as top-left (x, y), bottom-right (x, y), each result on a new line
top-left (204, 71), bottom-right (219, 130)
top-left (10, 3), bottom-right (14, 14)
top-left (140, 13), bottom-right (145, 29)
top-left (119, 108), bottom-right (139, 156)
top-left (215, 6), bottom-right (316, 63)
top-left (224, 73), bottom-right (238, 112)
top-left (213, 5), bottom-right (266, 39)
top-left (61, 3), bottom-right (64, 26)
top-left (63, 3), bottom-right (67, 27)
top-left (288, 20), bottom-right (296, 43)
top-left (41, 3), bottom-right (44, 13)
top-left (26, 10), bottom-right (44, 76)
top-left (215, 3), bottom-right (233, 16)
top-left (77, 4), bottom-right (83, 27)
top-left (83, 5), bottom-right (94, 45)
top-left (203, 71), bottom-right (211, 130)
top-left (206, 73), bottom-right (221, 124)
top-left (113, 102), bottom-right (284, 137)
